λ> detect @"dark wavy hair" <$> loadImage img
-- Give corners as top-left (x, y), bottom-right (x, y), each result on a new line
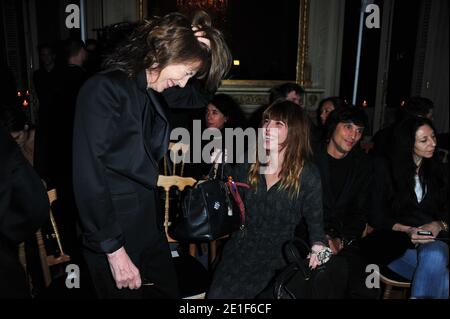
top-left (207, 93), bottom-right (245, 129)
top-left (317, 96), bottom-right (348, 127)
top-left (390, 117), bottom-right (443, 208)
top-left (269, 82), bottom-right (305, 104)
top-left (103, 11), bottom-right (231, 91)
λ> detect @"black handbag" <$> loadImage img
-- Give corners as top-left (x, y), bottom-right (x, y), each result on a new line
top-left (172, 164), bottom-right (249, 241)
top-left (267, 239), bottom-right (345, 299)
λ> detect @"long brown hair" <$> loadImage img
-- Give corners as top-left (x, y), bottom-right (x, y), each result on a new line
top-left (104, 11), bottom-right (231, 91)
top-left (248, 100), bottom-right (312, 198)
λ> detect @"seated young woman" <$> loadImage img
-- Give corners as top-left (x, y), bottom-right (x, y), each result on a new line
top-left (207, 99), bottom-right (330, 299)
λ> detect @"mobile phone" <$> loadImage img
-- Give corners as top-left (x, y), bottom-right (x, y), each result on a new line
top-left (417, 230), bottom-right (433, 236)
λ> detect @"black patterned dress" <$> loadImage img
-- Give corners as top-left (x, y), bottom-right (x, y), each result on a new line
top-left (208, 162), bottom-right (326, 299)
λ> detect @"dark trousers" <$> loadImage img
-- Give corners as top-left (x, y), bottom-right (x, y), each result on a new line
top-left (338, 243), bottom-right (381, 299)
top-left (83, 235), bottom-right (178, 299)
top-left (0, 242), bottom-right (30, 298)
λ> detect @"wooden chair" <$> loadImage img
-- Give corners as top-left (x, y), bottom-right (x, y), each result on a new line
top-left (378, 266), bottom-right (411, 299)
top-left (157, 175), bottom-right (196, 244)
top-left (42, 189), bottom-right (71, 285)
top-left (362, 225), bottom-right (411, 299)
top-left (164, 142), bottom-right (190, 177)
top-left (23, 189), bottom-right (70, 288)
top-left (163, 142), bottom-right (226, 267)
top-left (157, 175), bottom-right (208, 299)
top-left (163, 142), bottom-right (200, 256)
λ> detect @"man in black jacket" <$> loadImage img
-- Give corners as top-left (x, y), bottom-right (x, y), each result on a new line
top-left (299, 106), bottom-right (377, 298)
top-left (0, 126), bottom-right (49, 298)
top-left (315, 107), bottom-right (372, 247)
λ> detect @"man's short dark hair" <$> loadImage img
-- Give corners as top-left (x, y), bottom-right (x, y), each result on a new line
top-left (37, 43), bottom-right (54, 54)
top-left (63, 38), bottom-right (86, 61)
top-left (326, 106), bottom-right (368, 140)
top-left (269, 83), bottom-right (305, 104)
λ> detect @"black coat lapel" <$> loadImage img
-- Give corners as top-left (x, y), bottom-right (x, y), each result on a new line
top-left (144, 89), bottom-right (170, 161)
top-left (318, 147), bottom-right (337, 205)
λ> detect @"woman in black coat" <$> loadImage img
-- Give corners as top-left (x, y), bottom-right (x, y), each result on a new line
top-left (369, 117), bottom-right (448, 299)
top-left (190, 93), bottom-right (246, 180)
top-left (0, 126), bottom-right (49, 298)
top-left (72, 11), bottom-right (231, 298)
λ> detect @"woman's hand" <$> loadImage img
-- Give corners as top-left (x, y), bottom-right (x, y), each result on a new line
top-left (192, 26), bottom-right (211, 48)
top-left (406, 226), bottom-right (435, 245)
top-left (418, 221), bottom-right (442, 237)
top-left (308, 243), bottom-right (332, 269)
top-left (107, 247), bottom-right (142, 290)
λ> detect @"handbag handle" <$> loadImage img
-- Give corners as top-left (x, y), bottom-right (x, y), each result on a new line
top-left (226, 177), bottom-right (250, 227)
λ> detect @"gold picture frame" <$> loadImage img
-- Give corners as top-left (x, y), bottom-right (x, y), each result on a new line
top-left (221, 0), bottom-right (310, 89)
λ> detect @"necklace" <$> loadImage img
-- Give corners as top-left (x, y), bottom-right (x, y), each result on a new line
top-left (413, 154), bottom-right (422, 170)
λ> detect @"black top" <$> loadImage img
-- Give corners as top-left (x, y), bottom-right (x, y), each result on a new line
top-left (328, 154), bottom-right (352, 200)
top-left (372, 157), bottom-right (449, 230)
top-left (313, 144), bottom-right (373, 240)
top-left (208, 161), bottom-right (326, 298)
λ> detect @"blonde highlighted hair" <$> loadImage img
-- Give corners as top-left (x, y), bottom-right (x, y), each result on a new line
top-left (248, 100), bottom-right (312, 198)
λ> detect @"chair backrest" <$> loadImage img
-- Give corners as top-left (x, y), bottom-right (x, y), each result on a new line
top-left (164, 142), bottom-right (190, 176)
top-left (157, 175), bottom-right (197, 242)
top-left (157, 175), bottom-right (207, 299)
top-left (377, 267), bottom-right (411, 299)
top-left (46, 189), bottom-right (65, 257)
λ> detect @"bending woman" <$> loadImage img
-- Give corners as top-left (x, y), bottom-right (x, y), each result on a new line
top-left (73, 11), bottom-right (231, 298)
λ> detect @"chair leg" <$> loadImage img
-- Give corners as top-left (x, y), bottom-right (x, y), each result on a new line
top-left (402, 288), bottom-right (410, 299)
top-left (189, 243), bottom-right (197, 257)
top-left (383, 284), bottom-right (393, 299)
top-left (209, 240), bottom-right (217, 268)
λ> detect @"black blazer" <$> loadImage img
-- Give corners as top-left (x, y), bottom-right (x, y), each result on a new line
top-left (0, 127), bottom-right (49, 245)
top-left (313, 144), bottom-right (373, 240)
top-left (360, 157), bottom-right (448, 266)
top-left (372, 157), bottom-right (448, 229)
top-left (73, 70), bottom-right (207, 255)
top-left (0, 127), bottom-right (49, 297)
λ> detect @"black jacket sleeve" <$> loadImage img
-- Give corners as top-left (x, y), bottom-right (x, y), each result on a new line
top-left (341, 155), bottom-right (373, 238)
top-left (72, 74), bottom-right (125, 254)
top-left (162, 79), bottom-right (212, 109)
top-left (301, 163), bottom-right (327, 245)
top-left (0, 128), bottom-right (49, 244)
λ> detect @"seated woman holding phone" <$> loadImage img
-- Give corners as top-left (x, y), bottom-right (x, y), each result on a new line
top-left (371, 116), bottom-right (448, 299)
